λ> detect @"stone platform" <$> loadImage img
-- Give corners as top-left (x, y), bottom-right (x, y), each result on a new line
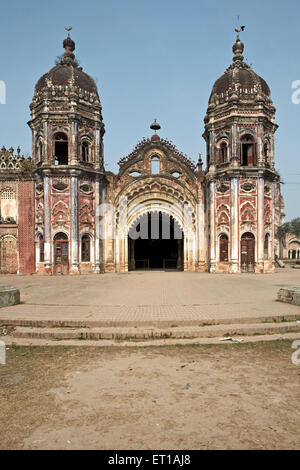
top-left (0, 269), bottom-right (299, 326)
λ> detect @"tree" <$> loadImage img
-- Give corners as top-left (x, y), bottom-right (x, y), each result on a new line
top-left (289, 218), bottom-right (300, 237)
top-left (277, 218), bottom-right (300, 240)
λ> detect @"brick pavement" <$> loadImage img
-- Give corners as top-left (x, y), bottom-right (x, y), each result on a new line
top-left (0, 269), bottom-right (299, 326)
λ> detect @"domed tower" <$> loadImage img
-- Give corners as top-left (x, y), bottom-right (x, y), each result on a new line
top-left (28, 30), bottom-right (105, 274)
top-left (203, 29), bottom-right (280, 273)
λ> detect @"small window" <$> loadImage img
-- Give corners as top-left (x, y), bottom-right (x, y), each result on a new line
top-left (241, 135), bottom-right (255, 166)
top-left (81, 235), bottom-right (90, 262)
top-left (82, 141), bottom-right (89, 162)
top-left (151, 156), bottom-right (160, 174)
top-left (54, 133), bottom-right (68, 165)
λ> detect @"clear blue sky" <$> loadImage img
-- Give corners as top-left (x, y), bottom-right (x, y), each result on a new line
top-left (0, 0), bottom-right (299, 220)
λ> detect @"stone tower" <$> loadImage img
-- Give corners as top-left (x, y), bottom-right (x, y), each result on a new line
top-left (203, 30), bottom-right (280, 273)
top-left (28, 31), bottom-right (105, 274)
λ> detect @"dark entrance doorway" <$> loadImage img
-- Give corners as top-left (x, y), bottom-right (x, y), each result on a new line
top-left (128, 212), bottom-right (183, 270)
top-left (54, 232), bottom-right (69, 274)
top-left (241, 232), bottom-right (255, 271)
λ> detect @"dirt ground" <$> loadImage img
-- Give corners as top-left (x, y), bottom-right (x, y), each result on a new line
top-left (0, 341), bottom-right (299, 450)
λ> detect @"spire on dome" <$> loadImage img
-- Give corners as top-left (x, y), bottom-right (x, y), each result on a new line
top-left (62, 26), bottom-right (76, 64)
top-left (233, 25), bottom-right (245, 66)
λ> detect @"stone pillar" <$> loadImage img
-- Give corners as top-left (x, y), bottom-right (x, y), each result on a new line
top-left (43, 174), bottom-right (51, 271)
top-left (183, 235), bottom-right (188, 271)
top-left (70, 173), bottom-right (79, 273)
top-left (209, 180), bottom-right (216, 272)
top-left (208, 129), bottom-right (216, 174)
top-left (197, 193), bottom-right (206, 271)
top-left (271, 182), bottom-right (276, 271)
top-left (231, 122), bottom-right (238, 166)
top-left (43, 121), bottom-right (48, 165)
top-left (270, 135), bottom-right (275, 170)
top-left (124, 235), bottom-right (129, 272)
top-left (230, 177), bottom-right (239, 273)
top-left (95, 178), bottom-right (101, 273)
top-left (257, 123), bottom-right (263, 167)
top-left (70, 121), bottom-right (78, 165)
top-left (257, 176), bottom-right (265, 272)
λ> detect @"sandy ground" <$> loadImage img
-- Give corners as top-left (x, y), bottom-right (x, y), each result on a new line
top-left (0, 341), bottom-right (299, 450)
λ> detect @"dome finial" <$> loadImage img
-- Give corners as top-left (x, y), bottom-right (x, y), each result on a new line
top-left (233, 25), bottom-right (245, 65)
top-left (65, 26), bottom-right (72, 37)
top-left (63, 27), bottom-right (76, 63)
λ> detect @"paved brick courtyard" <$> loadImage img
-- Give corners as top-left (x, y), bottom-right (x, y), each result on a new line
top-left (0, 268), bottom-right (299, 326)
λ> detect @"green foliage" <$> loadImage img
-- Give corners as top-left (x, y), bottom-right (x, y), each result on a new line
top-left (18, 160), bottom-right (36, 175)
top-left (277, 218), bottom-right (300, 238)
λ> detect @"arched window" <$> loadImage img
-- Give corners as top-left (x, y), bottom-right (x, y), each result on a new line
top-left (219, 142), bottom-right (228, 164)
top-left (151, 156), bottom-right (160, 174)
top-left (54, 132), bottom-right (68, 165)
top-left (81, 235), bottom-right (91, 262)
top-left (219, 234), bottom-right (228, 262)
top-left (241, 135), bottom-right (256, 166)
top-left (36, 141), bottom-right (43, 162)
top-left (81, 141), bottom-right (89, 162)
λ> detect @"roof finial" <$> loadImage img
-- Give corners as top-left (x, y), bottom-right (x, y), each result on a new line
top-left (150, 119), bottom-right (161, 142)
top-left (233, 24), bottom-right (245, 65)
top-left (63, 27), bottom-right (76, 63)
top-left (65, 26), bottom-right (72, 38)
top-left (150, 119), bottom-right (161, 134)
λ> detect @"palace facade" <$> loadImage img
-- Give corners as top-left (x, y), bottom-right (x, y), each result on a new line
top-left (0, 31), bottom-right (285, 275)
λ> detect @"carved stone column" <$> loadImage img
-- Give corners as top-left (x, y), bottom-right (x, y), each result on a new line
top-left (257, 176), bottom-right (265, 272)
top-left (230, 177), bottom-right (239, 273)
top-left (209, 180), bottom-right (216, 272)
top-left (95, 177), bottom-right (101, 273)
top-left (43, 173), bottom-right (51, 271)
top-left (70, 172), bottom-right (79, 273)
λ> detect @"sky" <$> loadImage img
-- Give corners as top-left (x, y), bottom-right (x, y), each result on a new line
top-left (0, 0), bottom-right (299, 220)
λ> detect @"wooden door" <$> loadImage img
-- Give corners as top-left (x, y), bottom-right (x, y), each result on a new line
top-left (241, 233), bottom-right (255, 269)
top-left (54, 234), bottom-right (69, 274)
top-left (219, 234), bottom-right (228, 262)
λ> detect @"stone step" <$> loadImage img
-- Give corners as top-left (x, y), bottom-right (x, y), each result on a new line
top-left (0, 311), bottom-right (300, 329)
top-left (8, 321), bottom-right (300, 341)
top-left (2, 331), bottom-right (300, 348)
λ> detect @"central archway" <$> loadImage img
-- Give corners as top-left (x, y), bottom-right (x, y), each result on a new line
top-left (128, 212), bottom-right (184, 270)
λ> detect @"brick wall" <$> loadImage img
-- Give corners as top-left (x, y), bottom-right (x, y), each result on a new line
top-left (18, 180), bottom-right (35, 274)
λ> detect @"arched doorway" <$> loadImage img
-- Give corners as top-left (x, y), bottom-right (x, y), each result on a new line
top-left (241, 232), bottom-right (255, 271)
top-left (54, 232), bottom-right (69, 274)
top-left (128, 212), bottom-right (183, 270)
